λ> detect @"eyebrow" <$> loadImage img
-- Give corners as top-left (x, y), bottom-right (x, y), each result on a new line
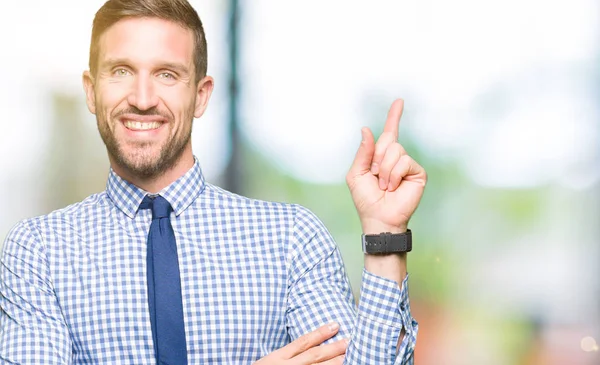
top-left (159, 62), bottom-right (191, 77)
top-left (101, 58), bottom-right (191, 77)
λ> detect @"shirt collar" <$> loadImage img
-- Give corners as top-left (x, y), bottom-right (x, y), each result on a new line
top-left (106, 157), bottom-right (206, 219)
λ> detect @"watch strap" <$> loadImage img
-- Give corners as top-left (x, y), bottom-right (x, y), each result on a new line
top-left (362, 229), bottom-right (412, 254)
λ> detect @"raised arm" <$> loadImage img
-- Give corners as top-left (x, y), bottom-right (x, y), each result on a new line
top-left (257, 99), bottom-right (425, 365)
top-left (346, 98), bottom-right (426, 363)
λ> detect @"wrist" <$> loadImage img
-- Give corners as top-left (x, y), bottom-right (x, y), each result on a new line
top-left (361, 218), bottom-right (407, 235)
top-left (360, 221), bottom-right (410, 285)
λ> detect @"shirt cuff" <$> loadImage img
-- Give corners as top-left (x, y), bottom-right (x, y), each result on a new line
top-left (355, 269), bottom-right (418, 363)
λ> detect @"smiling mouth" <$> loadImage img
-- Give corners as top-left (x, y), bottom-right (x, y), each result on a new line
top-left (123, 120), bottom-right (163, 131)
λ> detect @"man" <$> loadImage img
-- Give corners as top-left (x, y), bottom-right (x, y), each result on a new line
top-left (0, 0), bottom-right (426, 364)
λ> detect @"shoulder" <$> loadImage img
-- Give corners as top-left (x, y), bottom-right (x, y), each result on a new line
top-left (200, 183), bottom-right (328, 233)
top-left (200, 182), bottom-right (301, 216)
top-left (38, 192), bottom-right (110, 229)
top-left (4, 192), bottom-right (109, 247)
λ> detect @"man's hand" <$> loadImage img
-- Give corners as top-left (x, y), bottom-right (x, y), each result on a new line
top-left (254, 323), bottom-right (347, 365)
top-left (346, 99), bottom-right (426, 235)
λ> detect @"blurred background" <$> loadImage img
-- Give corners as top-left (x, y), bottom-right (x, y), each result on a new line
top-left (1, 1), bottom-right (598, 364)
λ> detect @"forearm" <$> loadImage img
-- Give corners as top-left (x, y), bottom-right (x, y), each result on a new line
top-left (364, 252), bottom-right (408, 353)
top-left (364, 252), bottom-right (407, 288)
top-left (360, 224), bottom-right (413, 362)
top-left (347, 270), bottom-right (416, 364)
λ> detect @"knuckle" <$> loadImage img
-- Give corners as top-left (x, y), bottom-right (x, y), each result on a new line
top-left (375, 135), bottom-right (393, 150)
top-left (311, 350), bottom-right (324, 363)
top-left (400, 153), bottom-right (412, 162)
top-left (383, 131), bottom-right (396, 140)
top-left (377, 161), bottom-right (388, 174)
top-left (373, 148), bottom-right (385, 160)
top-left (345, 173), bottom-right (352, 184)
top-left (303, 348), bottom-right (321, 363)
top-left (295, 334), bottom-right (311, 350)
top-left (382, 143), bottom-right (402, 162)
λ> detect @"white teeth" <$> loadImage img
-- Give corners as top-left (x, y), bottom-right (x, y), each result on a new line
top-left (123, 120), bottom-right (162, 130)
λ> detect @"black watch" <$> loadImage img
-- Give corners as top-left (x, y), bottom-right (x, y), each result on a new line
top-left (362, 230), bottom-right (412, 254)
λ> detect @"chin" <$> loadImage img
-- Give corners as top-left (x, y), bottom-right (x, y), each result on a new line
top-left (115, 149), bottom-right (164, 177)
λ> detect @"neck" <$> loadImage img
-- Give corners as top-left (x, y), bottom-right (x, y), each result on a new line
top-left (111, 147), bottom-right (195, 194)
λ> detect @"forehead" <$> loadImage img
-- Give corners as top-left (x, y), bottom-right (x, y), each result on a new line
top-left (97, 17), bottom-right (194, 67)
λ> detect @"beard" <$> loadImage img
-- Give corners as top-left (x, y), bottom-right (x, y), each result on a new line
top-left (97, 106), bottom-right (192, 180)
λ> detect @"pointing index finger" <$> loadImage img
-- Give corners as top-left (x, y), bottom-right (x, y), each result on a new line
top-left (383, 99), bottom-right (404, 140)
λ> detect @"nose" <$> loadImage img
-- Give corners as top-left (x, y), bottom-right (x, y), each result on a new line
top-left (127, 74), bottom-right (159, 111)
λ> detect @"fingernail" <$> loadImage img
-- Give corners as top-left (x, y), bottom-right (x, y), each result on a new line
top-left (328, 322), bottom-right (340, 332)
top-left (344, 338), bottom-right (351, 346)
top-left (361, 129), bottom-right (366, 142)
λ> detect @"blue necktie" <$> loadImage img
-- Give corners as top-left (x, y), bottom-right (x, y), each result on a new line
top-left (140, 195), bottom-right (187, 365)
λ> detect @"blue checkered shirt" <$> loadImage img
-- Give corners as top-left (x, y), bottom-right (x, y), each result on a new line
top-left (0, 159), bottom-right (417, 364)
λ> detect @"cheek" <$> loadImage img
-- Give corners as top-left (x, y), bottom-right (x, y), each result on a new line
top-left (97, 85), bottom-right (130, 117)
top-left (162, 92), bottom-right (196, 123)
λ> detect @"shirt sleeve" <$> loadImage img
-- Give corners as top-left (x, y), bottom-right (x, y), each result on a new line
top-left (351, 270), bottom-right (417, 364)
top-left (0, 220), bottom-right (72, 365)
top-left (285, 206), bottom-right (417, 365)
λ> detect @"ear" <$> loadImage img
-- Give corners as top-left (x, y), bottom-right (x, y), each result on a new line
top-left (82, 71), bottom-right (97, 115)
top-left (193, 75), bottom-right (214, 119)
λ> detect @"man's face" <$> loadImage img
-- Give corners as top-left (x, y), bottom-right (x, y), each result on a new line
top-left (83, 17), bottom-right (212, 179)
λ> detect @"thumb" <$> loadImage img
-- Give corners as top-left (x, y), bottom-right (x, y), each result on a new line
top-left (349, 127), bottom-right (375, 176)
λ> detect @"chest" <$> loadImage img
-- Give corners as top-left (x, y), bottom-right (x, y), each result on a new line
top-left (45, 221), bottom-right (290, 363)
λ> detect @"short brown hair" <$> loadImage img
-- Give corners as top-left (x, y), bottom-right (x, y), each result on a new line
top-left (89, 0), bottom-right (208, 82)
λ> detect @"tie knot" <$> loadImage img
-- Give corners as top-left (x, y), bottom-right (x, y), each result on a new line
top-left (140, 195), bottom-right (172, 219)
